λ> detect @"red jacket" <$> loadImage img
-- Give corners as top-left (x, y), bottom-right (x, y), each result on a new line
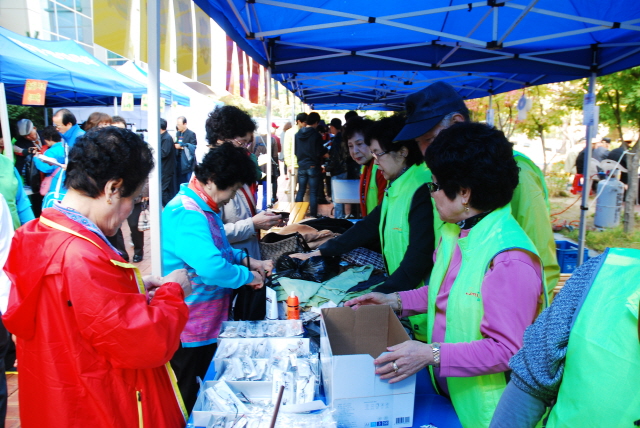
top-left (3, 209), bottom-right (189, 428)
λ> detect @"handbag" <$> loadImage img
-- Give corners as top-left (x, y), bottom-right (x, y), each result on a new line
top-left (259, 232), bottom-right (311, 262)
top-left (138, 202), bottom-right (151, 232)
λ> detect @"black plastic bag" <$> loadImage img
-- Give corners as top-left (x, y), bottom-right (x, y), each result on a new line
top-left (276, 254), bottom-right (326, 282)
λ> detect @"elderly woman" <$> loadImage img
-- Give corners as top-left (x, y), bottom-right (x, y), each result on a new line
top-left (3, 127), bottom-right (192, 428)
top-left (294, 115), bottom-right (434, 306)
top-left (345, 122), bottom-right (544, 428)
top-left (343, 116), bottom-right (386, 216)
top-left (162, 142), bottom-right (272, 411)
top-left (206, 105), bottom-right (281, 259)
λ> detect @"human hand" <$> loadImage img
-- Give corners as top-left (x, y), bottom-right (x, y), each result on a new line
top-left (374, 340), bottom-right (434, 384)
top-left (252, 211), bottom-right (282, 230)
top-left (344, 292), bottom-right (398, 311)
top-left (288, 167), bottom-right (294, 175)
top-left (289, 250), bottom-right (320, 260)
top-left (245, 270), bottom-right (264, 290)
top-left (142, 275), bottom-right (163, 299)
top-left (163, 268), bottom-right (192, 298)
top-left (252, 258), bottom-right (274, 278)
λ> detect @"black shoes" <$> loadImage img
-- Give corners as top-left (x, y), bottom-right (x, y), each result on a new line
top-left (133, 255), bottom-right (143, 263)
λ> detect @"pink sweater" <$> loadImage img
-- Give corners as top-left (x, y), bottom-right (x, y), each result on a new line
top-left (399, 229), bottom-right (542, 396)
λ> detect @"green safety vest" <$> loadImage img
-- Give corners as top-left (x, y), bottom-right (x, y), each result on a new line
top-left (365, 164), bottom-right (382, 215)
top-left (379, 165), bottom-right (433, 342)
top-left (0, 155), bottom-right (21, 229)
top-left (426, 205), bottom-right (542, 428)
top-left (546, 247), bottom-right (640, 428)
top-left (512, 151), bottom-right (559, 297)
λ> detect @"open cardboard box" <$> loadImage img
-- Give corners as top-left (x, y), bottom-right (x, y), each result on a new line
top-left (321, 306), bottom-right (416, 428)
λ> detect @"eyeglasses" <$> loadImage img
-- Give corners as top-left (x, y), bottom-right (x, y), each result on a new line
top-left (371, 150), bottom-right (390, 160)
top-left (426, 181), bottom-right (441, 193)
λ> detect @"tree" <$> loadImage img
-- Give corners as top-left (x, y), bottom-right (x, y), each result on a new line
top-left (593, 67), bottom-right (640, 234)
top-left (515, 85), bottom-right (567, 173)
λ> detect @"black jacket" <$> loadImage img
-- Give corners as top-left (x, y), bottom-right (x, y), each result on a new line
top-left (326, 132), bottom-right (347, 176)
top-left (160, 131), bottom-right (176, 190)
top-left (294, 127), bottom-right (326, 169)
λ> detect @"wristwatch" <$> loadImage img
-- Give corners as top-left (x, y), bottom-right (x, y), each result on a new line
top-left (431, 342), bottom-right (441, 367)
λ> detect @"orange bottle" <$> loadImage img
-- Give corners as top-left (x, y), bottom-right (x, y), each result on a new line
top-left (286, 292), bottom-right (300, 320)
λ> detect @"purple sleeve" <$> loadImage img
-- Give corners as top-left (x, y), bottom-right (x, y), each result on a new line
top-left (398, 286), bottom-right (429, 317)
top-left (439, 250), bottom-right (542, 378)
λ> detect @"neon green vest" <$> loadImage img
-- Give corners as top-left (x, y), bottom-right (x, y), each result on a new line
top-left (512, 151), bottom-right (559, 297)
top-left (0, 155), bottom-right (21, 229)
top-left (365, 164), bottom-right (382, 215)
top-left (379, 164), bottom-right (432, 342)
top-left (426, 205), bottom-right (542, 428)
top-left (546, 248), bottom-right (640, 428)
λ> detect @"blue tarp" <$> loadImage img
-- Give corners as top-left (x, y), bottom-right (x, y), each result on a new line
top-left (194, 0), bottom-right (640, 110)
top-left (0, 26), bottom-right (189, 107)
top-left (116, 61), bottom-right (191, 107)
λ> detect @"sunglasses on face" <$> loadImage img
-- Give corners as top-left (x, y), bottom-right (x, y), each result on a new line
top-left (371, 150), bottom-right (391, 160)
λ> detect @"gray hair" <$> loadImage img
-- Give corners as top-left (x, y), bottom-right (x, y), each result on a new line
top-left (439, 112), bottom-right (463, 129)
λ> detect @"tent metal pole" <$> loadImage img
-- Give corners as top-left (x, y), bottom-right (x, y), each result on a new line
top-left (44, 107), bottom-right (48, 127)
top-left (114, 96), bottom-right (118, 116)
top-left (577, 71), bottom-right (597, 266)
top-left (147, 0), bottom-right (163, 277)
top-left (266, 68), bottom-right (273, 206)
top-left (0, 83), bottom-right (13, 162)
top-left (290, 95), bottom-right (296, 201)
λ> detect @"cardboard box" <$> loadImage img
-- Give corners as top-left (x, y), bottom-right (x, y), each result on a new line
top-left (321, 306), bottom-right (416, 428)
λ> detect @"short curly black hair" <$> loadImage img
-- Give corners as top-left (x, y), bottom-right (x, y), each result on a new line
top-left (425, 122), bottom-right (519, 211)
top-left (65, 127), bottom-right (153, 198)
top-left (205, 105), bottom-right (256, 146)
top-left (365, 115), bottom-right (423, 167)
top-left (194, 142), bottom-right (257, 190)
top-left (41, 126), bottom-right (61, 143)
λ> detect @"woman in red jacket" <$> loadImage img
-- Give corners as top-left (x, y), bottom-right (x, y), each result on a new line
top-left (3, 127), bottom-right (192, 428)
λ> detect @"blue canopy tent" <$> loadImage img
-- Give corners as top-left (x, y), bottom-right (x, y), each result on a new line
top-left (0, 26), bottom-right (151, 106)
top-left (116, 61), bottom-right (191, 108)
top-left (194, 0), bottom-right (640, 108)
top-left (275, 69), bottom-right (577, 110)
top-left (192, 0), bottom-right (640, 271)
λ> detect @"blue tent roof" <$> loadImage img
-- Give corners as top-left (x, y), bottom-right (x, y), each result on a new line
top-left (116, 61), bottom-right (191, 107)
top-left (0, 26), bottom-right (189, 107)
top-left (194, 0), bottom-right (640, 109)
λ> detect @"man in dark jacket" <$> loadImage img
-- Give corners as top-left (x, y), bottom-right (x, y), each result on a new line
top-left (175, 116), bottom-right (197, 185)
top-left (327, 118), bottom-right (348, 218)
top-left (160, 118), bottom-right (177, 206)
top-left (295, 112), bottom-right (326, 218)
top-left (14, 119), bottom-right (45, 216)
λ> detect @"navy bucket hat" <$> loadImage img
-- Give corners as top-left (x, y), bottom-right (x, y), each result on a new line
top-left (394, 82), bottom-right (468, 141)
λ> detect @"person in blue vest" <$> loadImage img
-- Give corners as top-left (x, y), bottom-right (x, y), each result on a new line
top-left (490, 247), bottom-right (640, 428)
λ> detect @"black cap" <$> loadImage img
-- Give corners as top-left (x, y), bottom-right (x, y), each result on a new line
top-left (394, 81), bottom-right (467, 141)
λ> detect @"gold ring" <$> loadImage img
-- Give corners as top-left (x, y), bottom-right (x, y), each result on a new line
top-left (392, 361), bottom-right (399, 374)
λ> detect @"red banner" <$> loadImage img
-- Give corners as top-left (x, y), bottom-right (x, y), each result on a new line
top-left (237, 44), bottom-right (245, 98)
top-left (22, 79), bottom-right (47, 105)
top-left (249, 57), bottom-right (260, 104)
top-left (226, 35), bottom-right (234, 93)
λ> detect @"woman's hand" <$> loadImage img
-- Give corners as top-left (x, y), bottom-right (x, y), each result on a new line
top-left (163, 268), bottom-right (192, 298)
top-left (374, 340), bottom-right (434, 384)
top-left (344, 292), bottom-right (398, 311)
top-left (252, 211), bottom-right (281, 230)
top-left (252, 259), bottom-right (273, 279)
top-left (289, 250), bottom-right (320, 260)
top-left (142, 275), bottom-right (163, 299)
top-left (245, 271), bottom-right (264, 290)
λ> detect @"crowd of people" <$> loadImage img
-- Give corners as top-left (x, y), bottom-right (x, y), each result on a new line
top-left (0, 80), bottom-right (637, 428)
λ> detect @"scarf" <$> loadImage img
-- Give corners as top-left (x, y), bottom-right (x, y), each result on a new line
top-left (188, 175), bottom-right (220, 213)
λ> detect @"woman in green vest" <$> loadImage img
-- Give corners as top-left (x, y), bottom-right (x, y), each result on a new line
top-left (490, 247), bottom-right (640, 428)
top-left (292, 115), bottom-right (435, 294)
top-left (345, 122), bottom-right (545, 428)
